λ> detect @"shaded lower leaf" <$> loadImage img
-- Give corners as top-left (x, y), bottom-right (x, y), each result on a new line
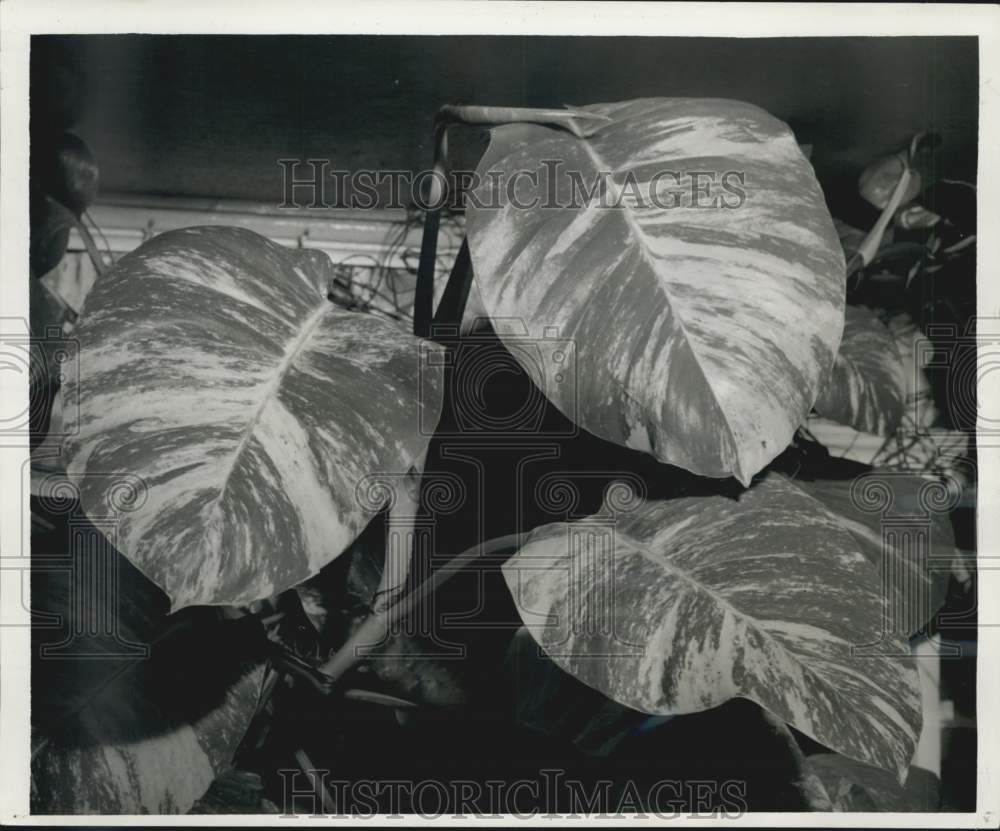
top-left (804, 754), bottom-right (941, 811)
top-left (189, 770), bottom-right (280, 814)
top-left (505, 626), bottom-right (647, 756)
top-left (30, 507), bottom-right (267, 814)
top-left (31, 662), bottom-right (264, 815)
top-left (501, 473), bottom-right (921, 780)
top-left (356, 633), bottom-right (470, 708)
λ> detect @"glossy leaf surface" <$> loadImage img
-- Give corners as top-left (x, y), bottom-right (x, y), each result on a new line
top-left (467, 98), bottom-right (845, 484)
top-left (813, 305), bottom-right (905, 436)
top-left (795, 470), bottom-right (960, 636)
top-left (502, 474), bottom-right (921, 779)
top-left (30, 512), bottom-right (266, 814)
top-left (63, 226), bottom-right (444, 609)
top-left (804, 755), bottom-right (940, 811)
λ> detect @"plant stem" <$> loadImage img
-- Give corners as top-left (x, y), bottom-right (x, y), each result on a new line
top-left (853, 166), bottom-right (915, 271)
top-left (292, 748), bottom-right (336, 814)
top-left (431, 237), bottom-right (474, 332)
top-left (342, 688), bottom-right (417, 709)
top-left (373, 447), bottom-right (428, 611)
top-left (761, 710), bottom-right (834, 810)
top-left (437, 105), bottom-right (611, 138)
top-left (45, 195), bottom-right (109, 278)
top-left (317, 533), bottom-right (523, 684)
top-left (413, 104), bottom-right (611, 338)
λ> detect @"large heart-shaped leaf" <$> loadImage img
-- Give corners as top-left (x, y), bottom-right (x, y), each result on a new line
top-left (813, 305), bottom-right (905, 435)
top-left (62, 226), bottom-right (444, 610)
top-left (30, 510), bottom-right (266, 814)
top-left (466, 98), bottom-right (845, 485)
top-left (501, 474), bottom-right (921, 780)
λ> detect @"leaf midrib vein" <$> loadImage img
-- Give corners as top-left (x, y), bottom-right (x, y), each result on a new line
top-left (615, 528), bottom-right (898, 696)
top-left (574, 136), bottom-right (743, 475)
top-left (210, 300), bottom-right (331, 509)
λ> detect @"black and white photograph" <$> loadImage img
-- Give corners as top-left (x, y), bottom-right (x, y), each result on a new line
top-left (1, 1), bottom-right (997, 825)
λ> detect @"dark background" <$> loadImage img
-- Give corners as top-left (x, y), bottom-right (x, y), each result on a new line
top-left (28, 34), bottom-right (980, 813)
top-left (32, 35), bottom-right (978, 212)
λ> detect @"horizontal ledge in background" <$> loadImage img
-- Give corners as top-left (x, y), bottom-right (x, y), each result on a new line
top-left (68, 194), bottom-right (464, 270)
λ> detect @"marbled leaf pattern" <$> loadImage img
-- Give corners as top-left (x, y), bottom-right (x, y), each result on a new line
top-left (501, 474), bottom-right (921, 780)
top-left (813, 305), bottom-right (906, 435)
top-left (31, 662), bottom-right (265, 815)
top-left (30, 518), bottom-right (267, 815)
top-left (62, 226), bottom-right (444, 609)
top-left (804, 755), bottom-right (940, 811)
top-left (795, 471), bottom-right (960, 637)
top-left (466, 98), bottom-right (845, 484)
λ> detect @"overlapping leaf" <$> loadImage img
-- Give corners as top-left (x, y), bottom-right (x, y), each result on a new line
top-left (30, 512), bottom-right (266, 814)
top-left (188, 770), bottom-right (280, 814)
top-left (813, 305), bottom-right (906, 435)
top-left (466, 98), bottom-right (845, 484)
top-left (803, 755), bottom-right (941, 811)
top-left (62, 226), bottom-right (444, 609)
top-left (795, 470), bottom-right (960, 636)
top-left (501, 474), bottom-right (921, 780)
top-left (504, 625), bottom-right (648, 757)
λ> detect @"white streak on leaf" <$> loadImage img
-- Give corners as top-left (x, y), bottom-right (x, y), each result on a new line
top-left (501, 474), bottom-right (921, 781)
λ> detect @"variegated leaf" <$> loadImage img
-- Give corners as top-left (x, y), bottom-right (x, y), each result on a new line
top-left (504, 625), bottom-right (647, 757)
top-left (859, 152), bottom-right (922, 210)
top-left (794, 471), bottom-right (959, 637)
top-left (813, 305), bottom-right (905, 435)
top-left (466, 98), bottom-right (845, 485)
top-left (501, 474), bottom-right (921, 780)
top-left (62, 226), bottom-right (444, 609)
top-left (31, 662), bottom-right (264, 815)
top-left (803, 755), bottom-right (940, 811)
top-left (30, 516), bottom-right (266, 814)
top-left (189, 770), bottom-right (280, 814)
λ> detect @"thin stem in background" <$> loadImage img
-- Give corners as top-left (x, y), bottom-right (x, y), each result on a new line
top-left (45, 195), bottom-right (108, 278)
top-left (292, 747), bottom-right (336, 814)
top-left (761, 710), bottom-right (834, 810)
top-left (317, 533), bottom-right (523, 684)
top-left (413, 104), bottom-right (612, 338)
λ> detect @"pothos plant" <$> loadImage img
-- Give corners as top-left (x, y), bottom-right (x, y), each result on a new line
top-left (31, 98), bottom-right (963, 814)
